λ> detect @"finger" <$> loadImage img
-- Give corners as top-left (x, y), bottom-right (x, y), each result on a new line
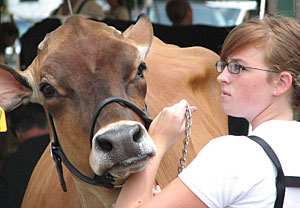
top-left (178, 99), bottom-right (188, 107)
top-left (190, 106), bottom-right (197, 113)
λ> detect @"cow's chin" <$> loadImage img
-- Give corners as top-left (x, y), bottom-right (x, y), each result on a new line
top-left (107, 154), bottom-right (150, 178)
top-left (90, 153), bottom-right (154, 180)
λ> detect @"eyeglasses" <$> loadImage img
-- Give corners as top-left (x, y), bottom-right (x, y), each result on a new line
top-left (216, 60), bottom-right (280, 74)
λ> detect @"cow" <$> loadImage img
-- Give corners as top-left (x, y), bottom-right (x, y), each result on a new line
top-left (0, 16), bottom-right (227, 207)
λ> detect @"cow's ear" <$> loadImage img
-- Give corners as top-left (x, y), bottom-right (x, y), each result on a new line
top-left (123, 15), bottom-right (153, 60)
top-left (0, 64), bottom-right (33, 111)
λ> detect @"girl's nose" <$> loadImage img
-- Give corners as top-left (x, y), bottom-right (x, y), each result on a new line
top-left (217, 67), bottom-right (230, 84)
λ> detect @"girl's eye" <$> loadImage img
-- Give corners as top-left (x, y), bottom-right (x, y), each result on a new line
top-left (239, 65), bottom-right (247, 71)
top-left (234, 63), bottom-right (241, 70)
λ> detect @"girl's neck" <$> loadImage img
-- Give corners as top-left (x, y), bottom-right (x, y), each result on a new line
top-left (250, 105), bottom-right (293, 130)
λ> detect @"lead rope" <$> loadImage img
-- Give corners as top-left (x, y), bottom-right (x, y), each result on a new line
top-left (178, 106), bottom-right (192, 174)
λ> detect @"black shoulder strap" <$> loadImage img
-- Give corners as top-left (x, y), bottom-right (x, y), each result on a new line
top-left (248, 137), bottom-right (300, 184)
top-left (248, 135), bottom-right (285, 208)
top-left (248, 136), bottom-right (300, 208)
top-left (285, 176), bottom-right (300, 187)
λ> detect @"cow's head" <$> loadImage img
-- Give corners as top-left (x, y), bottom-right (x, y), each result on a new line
top-left (0, 16), bottom-right (156, 187)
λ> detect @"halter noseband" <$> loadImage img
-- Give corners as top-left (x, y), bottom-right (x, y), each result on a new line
top-left (89, 97), bottom-right (153, 146)
top-left (50, 97), bottom-right (153, 191)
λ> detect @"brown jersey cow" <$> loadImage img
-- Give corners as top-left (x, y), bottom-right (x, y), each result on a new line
top-left (0, 16), bottom-right (227, 207)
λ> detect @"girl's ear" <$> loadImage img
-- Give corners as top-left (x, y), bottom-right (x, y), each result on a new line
top-left (273, 72), bottom-right (293, 96)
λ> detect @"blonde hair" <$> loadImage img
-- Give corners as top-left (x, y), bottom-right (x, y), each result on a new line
top-left (220, 15), bottom-right (300, 119)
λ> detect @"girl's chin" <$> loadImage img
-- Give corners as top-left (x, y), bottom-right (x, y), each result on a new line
top-left (222, 108), bottom-right (242, 118)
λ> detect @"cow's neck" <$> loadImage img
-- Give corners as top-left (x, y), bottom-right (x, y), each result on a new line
top-left (73, 177), bottom-right (121, 208)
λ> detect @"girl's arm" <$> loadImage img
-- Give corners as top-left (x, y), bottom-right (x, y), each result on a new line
top-left (115, 100), bottom-right (205, 208)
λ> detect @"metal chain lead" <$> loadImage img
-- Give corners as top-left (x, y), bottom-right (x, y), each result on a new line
top-left (178, 106), bottom-right (192, 174)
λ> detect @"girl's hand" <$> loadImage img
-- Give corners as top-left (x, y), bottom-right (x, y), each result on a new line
top-left (148, 99), bottom-right (196, 153)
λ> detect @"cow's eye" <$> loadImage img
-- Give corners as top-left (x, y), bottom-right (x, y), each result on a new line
top-left (137, 62), bottom-right (147, 78)
top-left (39, 82), bottom-right (58, 99)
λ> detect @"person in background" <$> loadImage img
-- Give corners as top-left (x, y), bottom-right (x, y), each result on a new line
top-left (166, 0), bottom-right (192, 26)
top-left (50, 0), bottom-right (105, 19)
top-left (0, 18), bottom-right (19, 171)
top-left (0, 103), bottom-right (49, 208)
top-left (0, 22), bottom-right (18, 64)
top-left (0, 112), bottom-right (18, 171)
top-left (115, 15), bottom-right (300, 207)
top-left (105, 0), bottom-right (130, 21)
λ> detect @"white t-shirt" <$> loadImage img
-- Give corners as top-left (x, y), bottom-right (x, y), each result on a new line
top-left (179, 120), bottom-right (300, 208)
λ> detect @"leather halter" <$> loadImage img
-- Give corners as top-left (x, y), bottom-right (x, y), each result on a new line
top-left (49, 97), bottom-right (153, 192)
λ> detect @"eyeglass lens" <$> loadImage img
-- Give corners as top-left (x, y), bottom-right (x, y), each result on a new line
top-left (216, 61), bottom-right (241, 74)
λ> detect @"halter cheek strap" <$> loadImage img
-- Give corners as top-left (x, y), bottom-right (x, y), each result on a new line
top-left (49, 114), bottom-right (115, 191)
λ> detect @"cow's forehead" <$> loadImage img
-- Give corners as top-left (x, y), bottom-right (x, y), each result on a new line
top-left (36, 16), bottom-right (141, 79)
top-left (39, 16), bottom-right (125, 52)
top-left (28, 15), bottom-right (144, 107)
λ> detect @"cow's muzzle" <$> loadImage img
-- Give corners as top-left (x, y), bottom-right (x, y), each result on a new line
top-left (50, 97), bottom-right (153, 192)
top-left (89, 120), bottom-right (156, 178)
top-left (89, 97), bottom-right (155, 179)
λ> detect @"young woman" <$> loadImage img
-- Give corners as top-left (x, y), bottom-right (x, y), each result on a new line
top-left (115, 15), bottom-right (300, 208)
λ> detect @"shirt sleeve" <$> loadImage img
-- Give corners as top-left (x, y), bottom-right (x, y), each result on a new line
top-left (178, 136), bottom-right (276, 208)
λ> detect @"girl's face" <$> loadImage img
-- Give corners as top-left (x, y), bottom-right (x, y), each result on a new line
top-left (217, 44), bottom-right (275, 123)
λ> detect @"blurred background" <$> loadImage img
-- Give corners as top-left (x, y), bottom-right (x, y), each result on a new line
top-left (0, 0), bottom-right (298, 70)
top-left (0, 2), bottom-right (298, 204)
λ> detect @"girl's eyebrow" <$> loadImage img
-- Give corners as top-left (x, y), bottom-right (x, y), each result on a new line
top-left (228, 57), bottom-right (242, 62)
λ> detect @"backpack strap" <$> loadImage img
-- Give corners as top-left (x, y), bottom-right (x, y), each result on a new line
top-left (248, 135), bottom-right (285, 208)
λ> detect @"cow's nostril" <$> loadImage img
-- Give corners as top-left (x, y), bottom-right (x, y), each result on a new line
top-left (94, 124), bottom-right (145, 153)
top-left (97, 139), bottom-right (113, 152)
top-left (132, 125), bottom-right (142, 143)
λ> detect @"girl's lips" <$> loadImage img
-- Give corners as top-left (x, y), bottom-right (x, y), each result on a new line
top-left (221, 90), bottom-right (231, 98)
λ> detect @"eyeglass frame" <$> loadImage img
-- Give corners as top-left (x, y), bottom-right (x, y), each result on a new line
top-left (216, 60), bottom-right (280, 74)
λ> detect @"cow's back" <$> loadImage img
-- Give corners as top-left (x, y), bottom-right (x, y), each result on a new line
top-left (145, 37), bottom-right (228, 187)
